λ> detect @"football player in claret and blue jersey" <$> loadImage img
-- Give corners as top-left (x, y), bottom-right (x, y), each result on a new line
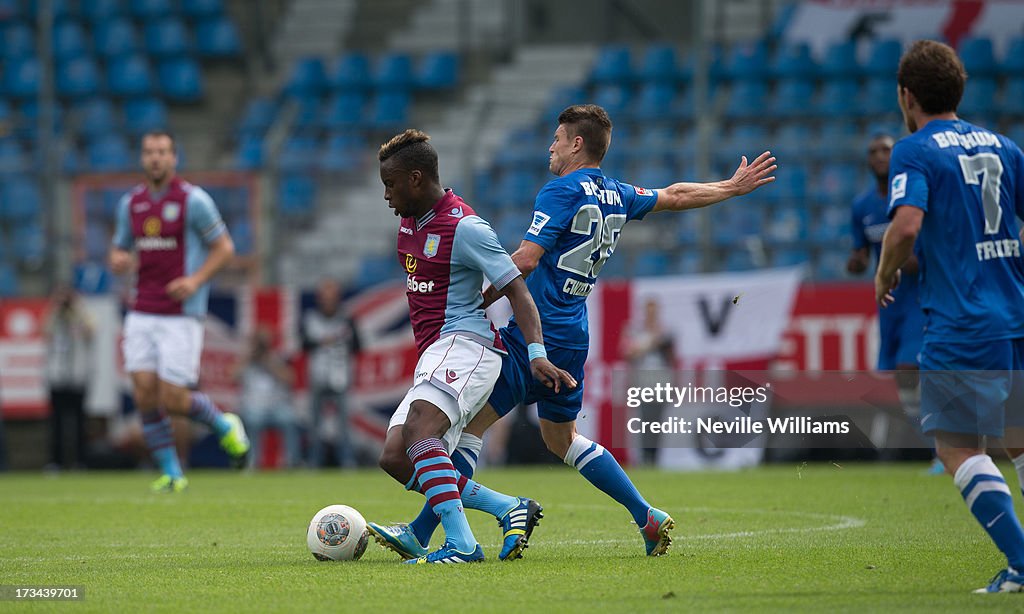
top-left (875, 40), bottom-right (1024, 593)
top-left (372, 104), bottom-right (776, 559)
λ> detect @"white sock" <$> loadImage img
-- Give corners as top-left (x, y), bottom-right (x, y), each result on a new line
top-left (1012, 453), bottom-right (1024, 496)
top-left (563, 434), bottom-right (604, 470)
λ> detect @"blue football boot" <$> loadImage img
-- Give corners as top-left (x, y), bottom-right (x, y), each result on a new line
top-left (404, 541), bottom-right (484, 564)
top-left (367, 522), bottom-right (428, 561)
top-left (497, 498), bottom-right (543, 561)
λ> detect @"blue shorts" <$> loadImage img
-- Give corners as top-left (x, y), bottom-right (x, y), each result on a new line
top-left (877, 302), bottom-right (924, 370)
top-left (919, 337), bottom-right (1024, 437)
top-left (488, 324), bottom-right (587, 423)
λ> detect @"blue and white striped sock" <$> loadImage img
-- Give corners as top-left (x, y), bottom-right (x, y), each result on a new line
top-left (1012, 453), bottom-right (1024, 500)
top-left (565, 435), bottom-right (650, 528)
top-left (141, 410), bottom-right (183, 479)
top-left (955, 454), bottom-right (1024, 570)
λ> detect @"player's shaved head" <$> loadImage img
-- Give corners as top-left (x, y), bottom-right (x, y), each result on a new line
top-left (897, 40), bottom-right (966, 115)
top-left (378, 129), bottom-right (440, 183)
top-left (558, 105), bottom-right (613, 163)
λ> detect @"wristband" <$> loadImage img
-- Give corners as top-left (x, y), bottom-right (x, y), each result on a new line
top-left (528, 343), bottom-right (547, 361)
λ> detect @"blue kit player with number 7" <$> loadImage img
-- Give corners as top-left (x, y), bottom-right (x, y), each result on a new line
top-left (876, 40), bottom-right (1024, 593)
top-left (369, 104), bottom-right (776, 560)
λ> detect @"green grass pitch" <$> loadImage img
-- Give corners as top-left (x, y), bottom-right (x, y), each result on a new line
top-left (2, 463), bottom-right (1021, 612)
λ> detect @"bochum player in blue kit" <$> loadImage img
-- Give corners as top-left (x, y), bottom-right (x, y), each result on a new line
top-left (876, 40), bottom-right (1024, 593)
top-left (370, 104), bottom-right (776, 559)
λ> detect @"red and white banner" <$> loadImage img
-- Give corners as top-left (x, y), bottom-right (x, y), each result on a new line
top-left (785, 0), bottom-right (1024, 54)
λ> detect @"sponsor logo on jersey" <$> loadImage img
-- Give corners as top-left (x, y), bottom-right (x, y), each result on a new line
top-left (162, 202), bottom-right (181, 222)
top-left (890, 173), bottom-right (907, 202)
top-left (634, 186), bottom-right (653, 196)
top-left (400, 226), bottom-right (413, 235)
top-left (143, 216), bottom-right (162, 236)
top-left (132, 202), bottom-right (150, 213)
top-left (528, 211), bottom-right (551, 236)
top-left (424, 233), bottom-right (441, 258)
top-left (407, 275), bottom-right (436, 293)
top-left (445, 369), bottom-right (458, 384)
top-left (405, 254), bottom-right (418, 274)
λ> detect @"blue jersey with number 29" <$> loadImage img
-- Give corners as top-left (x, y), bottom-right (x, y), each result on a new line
top-left (887, 119), bottom-right (1024, 343)
top-left (513, 167), bottom-right (659, 350)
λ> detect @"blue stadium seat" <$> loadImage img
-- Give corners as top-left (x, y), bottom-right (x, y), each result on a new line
top-left (367, 91), bottom-right (410, 129)
top-left (636, 43), bottom-right (681, 84)
top-left (130, 0), bottom-right (173, 20)
top-left (57, 57), bottom-right (102, 99)
top-left (864, 39), bottom-right (901, 77)
top-left (766, 163), bottom-right (808, 205)
top-left (816, 79), bottom-right (859, 117)
top-left (94, 17), bottom-right (140, 59)
top-left (234, 135), bottom-right (263, 170)
top-left (630, 163), bottom-right (675, 192)
top-left (320, 133), bottom-right (366, 173)
top-left (769, 79), bottom-right (815, 119)
top-left (3, 57), bottom-right (39, 98)
top-left (285, 57), bottom-right (326, 96)
top-left (82, 0), bottom-right (123, 23)
top-left (591, 84), bottom-right (631, 116)
top-left (722, 41), bottom-right (769, 81)
top-left (770, 247), bottom-right (809, 268)
top-left (320, 93), bottom-right (365, 130)
top-left (813, 164), bottom-right (861, 205)
top-left (277, 136), bottom-right (319, 172)
top-left (277, 174), bottom-right (317, 218)
top-left (82, 221), bottom-right (109, 262)
top-left (290, 94), bottom-right (321, 133)
top-left (717, 124), bottom-right (769, 167)
top-left (1004, 78), bottom-right (1024, 116)
top-left (416, 51), bottom-right (459, 90)
top-left (354, 255), bottom-right (401, 290)
top-left (766, 205), bottom-right (808, 243)
top-left (813, 249), bottom-right (849, 281)
top-left (0, 262), bottom-right (20, 297)
top-left (0, 100), bottom-right (9, 124)
top-left (229, 218), bottom-right (252, 254)
top-left (820, 40), bottom-right (861, 79)
top-left (812, 205), bottom-right (850, 246)
top-left (159, 58), bottom-right (204, 102)
top-left (182, 0), bottom-right (224, 19)
top-left (107, 55), bottom-right (154, 97)
top-left (493, 168), bottom-right (540, 211)
top-left (53, 20), bottom-right (89, 62)
top-left (27, 0), bottom-right (77, 19)
top-left (627, 82), bottom-right (677, 123)
top-left (770, 42), bottom-right (818, 80)
top-left (678, 250), bottom-right (702, 275)
top-left (723, 249), bottom-right (756, 272)
top-left (626, 125), bottom-right (679, 161)
top-left (1001, 36), bottom-right (1024, 76)
top-left (540, 85), bottom-right (586, 123)
top-left (124, 97), bottom-right (167, 134)
top-left (860, 78), bottom-right (900, 117)
top-left (237, 97), bottom-right (275, 136)
top-left (590, 45), bottom-right (632, 84)
top-left (195, 16), bottom-right (241, 58)
top-left (327, 52), bottom-right (371, 91)
top-left (724, 81), bottom-right (767, 120)
top-left (12, 222), bottom-right (45, 269)
top-left (15, 100), bottom-right (64, 140)
top-left (373, 52), bottom-right (414, 90)
top-left (0, 0), bottom-right (21, 21)
top-left (86, 135), bottom-right (132, 171)
top-left (771, 124), bottom-right (811, 164)
top-left (713, 207), bottom-right (763, 246)
top-left (960, 36), bottom-right (996, 77)
top-left (76, 98), bottom-right (118, 139)
top-left (2, 178), bottom-right (41, 221)
top-left (1, 22), bottom-right (33, 59)
top-left (814, 121), bottom-right (861, 160)
top-left (1007, 126), bottom-right (1024, 149)
top-left (959, 77), bottom-right (997, 117)
top-left (145, 17), bottom-right (191, 58)
top-left (633, 250), bottom-right (671, 277)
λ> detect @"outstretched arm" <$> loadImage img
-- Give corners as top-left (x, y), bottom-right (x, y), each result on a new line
top-left (651, 151), bottom-right (777, 213)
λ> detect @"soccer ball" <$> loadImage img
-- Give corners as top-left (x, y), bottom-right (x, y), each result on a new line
top-left (306, 504), bottom-right (369, 561)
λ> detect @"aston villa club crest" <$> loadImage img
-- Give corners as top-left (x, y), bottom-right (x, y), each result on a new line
top-left (424, 233), bottom-right (441, 258)
top-left (162, 202), bottom-right (181, 222)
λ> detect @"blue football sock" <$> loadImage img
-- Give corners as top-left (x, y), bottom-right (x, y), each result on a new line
top-left (956, 454), bottom-right (1024, 570)
top-left (141, 410), bottom-right (183, 478)
top-left (460, 477), bottom-right (519, 517)
top-left (189, 392), bottom-right (232, 437)
top-left (408, 438), bottom-right (476, 553)
top-left (565, 435), bottom-right (651, 527)
top-left (408, 435), bottom-right (480, 547)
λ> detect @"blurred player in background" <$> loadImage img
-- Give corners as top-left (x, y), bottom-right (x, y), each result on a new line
top-left (368, 129), bottom-right (575, 564)
top-left (109, 131), bottom-right (250, 493)
top-left (847, 135), bottom-right (928, 461)
top-left (378, 104), bottom-right (776, 558)
top-left (876, 40), bottom-right (1024, 593)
